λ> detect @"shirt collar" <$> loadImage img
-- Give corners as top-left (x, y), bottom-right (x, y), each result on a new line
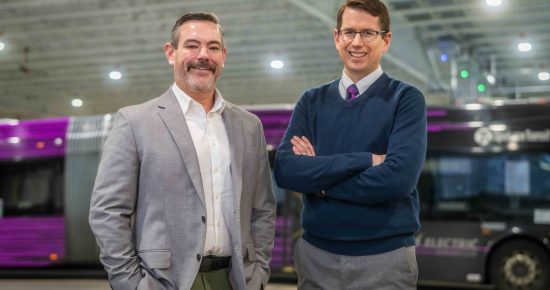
top-left (171, 83), bottom-right (225, 115)
top-left (339, 66), bottom-right (383, 98)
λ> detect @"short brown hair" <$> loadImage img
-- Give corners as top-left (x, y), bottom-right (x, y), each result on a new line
top-left (336, 0), bottom-right (390, 34)
top-left (170, 12), bottom-right (225, 47)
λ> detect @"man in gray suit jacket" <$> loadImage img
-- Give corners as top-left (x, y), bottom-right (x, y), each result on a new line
top-left (89, 12), bottom-right (276, 290)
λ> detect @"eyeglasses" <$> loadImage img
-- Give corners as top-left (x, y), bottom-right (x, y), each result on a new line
top-left (338, 29), bottom-right (387, 42)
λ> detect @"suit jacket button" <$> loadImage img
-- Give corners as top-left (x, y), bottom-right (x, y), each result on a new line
top-left (201, 216), bottom-right (206, 223)
top-left (197, 254), bottom-right (201, 261)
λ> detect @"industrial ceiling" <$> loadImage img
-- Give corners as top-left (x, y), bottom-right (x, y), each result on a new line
top-left (1, 0), bottom-right (549, 119)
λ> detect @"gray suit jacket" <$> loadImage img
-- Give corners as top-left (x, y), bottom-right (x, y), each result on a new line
top-left (89, 88), bottom-right (276, 290)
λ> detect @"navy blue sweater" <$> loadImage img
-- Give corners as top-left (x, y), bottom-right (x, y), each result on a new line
top-left (274, 74), bottom-right (427, 255)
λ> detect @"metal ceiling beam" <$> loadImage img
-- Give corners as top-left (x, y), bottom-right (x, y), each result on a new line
top-left (464, 32), bottom-right (550, 46)
top-left (0, 42), bottom-right (340, 79)
top-left (390, 3), bottom-right (470, 16)
top-left (0, 36), bottom-right (334, 69)
top-left (392, 1), bottom-right (550, 19)
top-left (4, 20), bottom-right (327, 58)
top-left (401, 9), bottom-right (550, 29)
top-left (0, 0), bottom-right (87, 11)
top-left (422, 19), bottom-right (550, 39)
top-left (0, 0), bottom-right (264, 26)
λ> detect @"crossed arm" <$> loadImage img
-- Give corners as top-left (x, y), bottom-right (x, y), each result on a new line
top-left (274, 91), bottom-right (427, 205)
top-left (291, 136), bottom-right (385, 165)
top-left (290, 136), bottom-right (384, 197)
top-left (273, 97), bottom-right (383, 194)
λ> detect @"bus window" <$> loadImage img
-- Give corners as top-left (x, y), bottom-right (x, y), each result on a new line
top-left (419, 153), bottom-right (550, 223)
top-left (0, 158), bottom-right (64, 216)
top-left (532, 154), bottom-right (550, 196)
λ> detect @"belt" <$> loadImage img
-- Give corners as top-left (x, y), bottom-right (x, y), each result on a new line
top-left (199, 255), bottom-right (231, 272)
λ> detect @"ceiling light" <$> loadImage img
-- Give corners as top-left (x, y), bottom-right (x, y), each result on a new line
top-left (0, 41), bottom-right (5, 51)
top-left (539, 72), bottom-right (550, 81)
top-left (486, 74), bottom-right (496, 85)
top-left (109, 70), bottom-right (122, 80)
top-left (8, 137), bottom-right (20, 144)
top-left (270, 60), bottom-right (284, 69)
top-left (517, 42), bottom-right (532, 52)
top-left (71, 98), bottom-right (83, 107)
top-left (486, 0), bottom-right (502, 7)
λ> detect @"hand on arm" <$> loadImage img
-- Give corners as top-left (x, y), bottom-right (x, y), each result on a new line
top-left (291, 136), bottom-right (316, 156)
top-left (372, 153), bottom-right (386, 166)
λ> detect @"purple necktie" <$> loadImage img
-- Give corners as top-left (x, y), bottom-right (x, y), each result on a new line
top-left (346, 84), bottom-right (359, 102)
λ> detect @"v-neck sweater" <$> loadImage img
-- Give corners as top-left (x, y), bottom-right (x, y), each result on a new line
top-left (274, 73), bottom-right (427, 255)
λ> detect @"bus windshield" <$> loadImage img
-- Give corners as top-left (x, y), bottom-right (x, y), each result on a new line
top-left (419, 153), bottom-right (550, 223)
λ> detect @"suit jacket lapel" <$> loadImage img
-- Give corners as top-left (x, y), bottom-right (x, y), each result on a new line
top-left (222, 104), bottom-right (244, 211)
top-left (156, 89), bottom-right (205, 207)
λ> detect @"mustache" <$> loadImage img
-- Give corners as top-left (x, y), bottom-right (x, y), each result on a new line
top-left (187, 60), bottom-right (217, 73)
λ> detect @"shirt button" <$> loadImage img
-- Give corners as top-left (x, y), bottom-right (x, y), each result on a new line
top-left (201, 216), bottom-right (206, 223)
top-left (196, 254), bottom-right (201, 261)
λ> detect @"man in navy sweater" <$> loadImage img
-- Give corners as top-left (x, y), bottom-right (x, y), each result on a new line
top-left (274, 0), bottom-right (426, 289)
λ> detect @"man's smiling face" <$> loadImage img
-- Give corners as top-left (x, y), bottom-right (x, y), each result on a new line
top-left (168, 20), bottom-right (226, 93)
top-left (333, 7), bottom-right (391, 82)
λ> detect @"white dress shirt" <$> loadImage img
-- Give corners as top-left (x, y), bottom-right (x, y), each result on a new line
top-left (339, 66), bottom-right (384, 99)
top-left (172, 84), bottom-right (234, 256)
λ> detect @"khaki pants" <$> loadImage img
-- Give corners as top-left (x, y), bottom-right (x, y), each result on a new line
top-left (190, 268), bottom-right (233, 290)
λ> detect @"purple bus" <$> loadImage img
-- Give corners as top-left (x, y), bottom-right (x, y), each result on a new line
top-left (0, 111), bottom-right (295, 272)
top-left (0, 117), bottom-right (68, 267)
top-left (1, 103), bottom-right (550, 290)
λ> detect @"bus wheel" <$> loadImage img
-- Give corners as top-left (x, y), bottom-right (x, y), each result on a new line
top-left (489, 240), bottom-right (550, 290)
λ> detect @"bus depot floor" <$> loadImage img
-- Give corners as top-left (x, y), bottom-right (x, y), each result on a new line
top-left (0, 267), bottom-right (493, 290)
top-left (0, 279), bottom-right (296, 290)
top-left (0, 280), bottom-right (296, 290)
top-left (0, 279), bottom-right (493, 290)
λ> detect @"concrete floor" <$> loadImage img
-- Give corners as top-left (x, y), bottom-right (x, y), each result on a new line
top-left (0, 279), bottom-right (297, 290)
